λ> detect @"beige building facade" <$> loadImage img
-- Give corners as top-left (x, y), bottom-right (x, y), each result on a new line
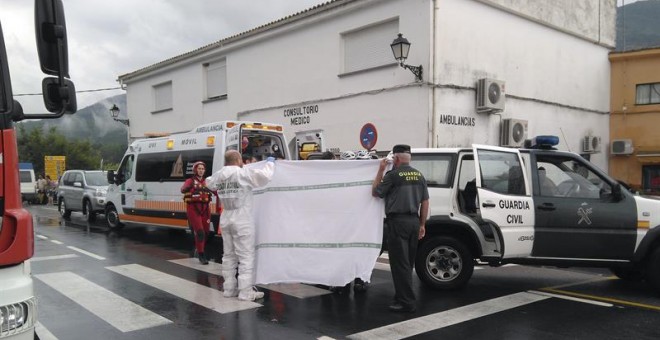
top-left (610, 48), bottom-right (660, 194)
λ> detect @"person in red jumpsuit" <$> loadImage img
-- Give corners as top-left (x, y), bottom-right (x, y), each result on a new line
top-left (181, 161), bottom-right (213, 265)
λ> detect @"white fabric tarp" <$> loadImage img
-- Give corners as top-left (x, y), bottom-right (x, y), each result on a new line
top-left (251, 159), bottom-right (384, 286)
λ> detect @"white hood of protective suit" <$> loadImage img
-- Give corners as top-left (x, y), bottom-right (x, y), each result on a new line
top-left (206, 161), bottom-right (275, 211)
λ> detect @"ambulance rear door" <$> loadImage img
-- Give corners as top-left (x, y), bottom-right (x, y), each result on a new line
top-left (225, 124), bottom-right (241, 153)
top-left (473, 145), bottom-right (535, 258)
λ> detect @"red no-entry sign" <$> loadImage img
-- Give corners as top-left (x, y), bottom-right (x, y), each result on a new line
top-left (360, 123), bottom-right (378, 150)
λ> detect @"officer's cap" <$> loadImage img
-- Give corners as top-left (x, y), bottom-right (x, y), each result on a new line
top-left (392, 144), bottom-right (411, 154)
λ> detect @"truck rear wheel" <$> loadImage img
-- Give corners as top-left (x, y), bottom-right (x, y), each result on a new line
top-left (646, 247), bottom-right (660, 294)
top-left (415, 236), bottom-right (474, 290)
top-left (105, 204), bottom-right (123, 230)
top-left (610, 267), bottom-right (645, 282)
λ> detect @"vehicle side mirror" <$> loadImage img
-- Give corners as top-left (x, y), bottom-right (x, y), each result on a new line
top-left (73, 182), bottom-right (82, 188)
top-left (107, 170), bottom-right (115, 184)
top-left (612, 183), bottom-right (623, 201)
top-left (35, 0), bottom-right (69, 77)
top-left (42, 77), bottom-right (76, 113)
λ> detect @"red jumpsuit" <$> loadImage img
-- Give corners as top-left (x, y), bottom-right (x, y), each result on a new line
top-left (181, 172), bottom-right (212, 255)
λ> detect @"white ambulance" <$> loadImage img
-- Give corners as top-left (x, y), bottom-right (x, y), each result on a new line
top-left (104, 121), bottom-right (288, 230)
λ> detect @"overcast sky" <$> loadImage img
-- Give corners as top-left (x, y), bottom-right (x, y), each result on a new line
top-left (0, 0), bottom-right (327, 115)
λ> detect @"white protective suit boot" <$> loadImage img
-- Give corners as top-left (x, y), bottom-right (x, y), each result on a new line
top-left (222, 270), bottom-right (238, 297)
top-left (238, 287), bottom-right (264, 301)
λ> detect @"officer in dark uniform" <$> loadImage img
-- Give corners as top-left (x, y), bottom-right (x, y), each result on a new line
top-left (372, 144), bottom-right (429, 313)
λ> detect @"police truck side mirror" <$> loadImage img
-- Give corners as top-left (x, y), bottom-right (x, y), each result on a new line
top-left (29, 0), bottom-right (77, 118)
top-left (107, 170), bottom-right (115, 185)
top-left (612, 183), bottom-right (624, 201)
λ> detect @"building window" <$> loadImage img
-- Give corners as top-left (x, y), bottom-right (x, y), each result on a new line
top-left (341, 19), bottom-right (398, 74)
top-left (153, 81), bottom-right (173, 112)
top-left (205, 59), bottom-right (227, 100)
top-left (635, 83), bottom-right (660, 105)
top-left (643, 165), bottom-right (660, 194)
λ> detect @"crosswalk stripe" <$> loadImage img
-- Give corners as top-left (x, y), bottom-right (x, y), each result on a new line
top-left (31, 254), bottom-right (79, 262)
top-left (35, 271), bottom-right (172, 332)
top-left (107, 264), bottom-right (262, 313)
top-left (258, 283), bottom-right (332, 299)
top-left (528, 290), bottom-right (613, 307)
top-left (171, 257), bottom-right (367, 298)
top-left (347, 292), bottom-right (549, 340)
top-left (169, 257), bottom-right (222, 274)
top-left (374, 262), bottom-right (391, 272)
top-left (35, 322), bottom-right (59, 340)
top-left (66, 246), bottom-right (106, 260)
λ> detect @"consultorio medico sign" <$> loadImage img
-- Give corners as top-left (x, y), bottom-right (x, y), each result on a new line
top-left (284, 105), bottom-right (319, 126)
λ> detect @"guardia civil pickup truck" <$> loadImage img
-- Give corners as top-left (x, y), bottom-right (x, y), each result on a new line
top-left (410, 136), bottom-right (660, 293)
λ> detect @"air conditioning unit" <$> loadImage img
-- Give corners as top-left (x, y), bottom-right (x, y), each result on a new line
top-left (583, 136), bottom-right (602, 153)
top-left (501, 118), bottom-right (528, 148)
top-left (611, 139), bottom-right (634, 155)
top-left (476, 78), bottom-right (505, 113)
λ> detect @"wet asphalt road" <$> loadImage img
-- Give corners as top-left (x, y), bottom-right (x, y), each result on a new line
top-left (27, 204), bottom-right (660, 340)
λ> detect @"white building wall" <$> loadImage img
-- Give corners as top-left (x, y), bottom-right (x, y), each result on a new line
top-left (432, 0), bottom-right (612, 169)
top-left (124, 0), bottom-right (433, 153)
top-left (120, 0), bottom-right (615, 169)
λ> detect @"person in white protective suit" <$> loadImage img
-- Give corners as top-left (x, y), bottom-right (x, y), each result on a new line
top-left (206, 150), bottom-right (276, 301)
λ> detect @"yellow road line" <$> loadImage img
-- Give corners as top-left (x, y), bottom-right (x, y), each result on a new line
top-left (547, 276), bottom-right (616, 290)
top-left (540, 287), bottom-right (660, 312)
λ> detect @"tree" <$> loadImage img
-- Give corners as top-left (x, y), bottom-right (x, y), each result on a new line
top-left (17, 125), bottom-right (104, 174)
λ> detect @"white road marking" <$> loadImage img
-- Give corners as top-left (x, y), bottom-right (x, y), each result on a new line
top-left (107, 264), bottom-right (261, 313)
top-left (258, 283), bottom-right (332, 299)
top-left (35, 322), bottom-right (59, 340)
top-left (36, 235), bottom-right (48, 240)
top-left (169, 257), bottom-right (222, 275)
top-left (50, 240), bottom-right (63, 245)
top-left (374, 262), bottom-right (391, 272)
top-left (347, 292), bottom-right (549, 340)
top-left (528, 290), bottom-right (613, 307)
top-left (35, 271), bottom-right (171, 332)
top-left (318, 337), bottom-right (336, 340)
top-left (66, 246), bottom-right (106, 260)
top-left (31, 254), bottom-right (79, 262)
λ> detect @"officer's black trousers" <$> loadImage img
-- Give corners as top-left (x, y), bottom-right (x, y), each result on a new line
top-left (387, 215), bottom-right (420, 307)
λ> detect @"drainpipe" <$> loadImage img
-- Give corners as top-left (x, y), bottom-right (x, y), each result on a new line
top-left (430, 0), bottom-right (439, 147)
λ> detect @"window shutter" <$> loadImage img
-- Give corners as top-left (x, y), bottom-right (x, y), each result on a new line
top-left (206, 59), bottom-right (227, 99)
top-left (154, 82), bottom-right (173, 111)
top-left (343, 20), bottom-right (398, 73)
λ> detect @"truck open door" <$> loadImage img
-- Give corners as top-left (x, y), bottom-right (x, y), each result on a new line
top-left (473, 145), bottom-right (535, 258)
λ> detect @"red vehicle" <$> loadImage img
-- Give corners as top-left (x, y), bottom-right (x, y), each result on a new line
top-left (0, 1), bottom-right (76, 338)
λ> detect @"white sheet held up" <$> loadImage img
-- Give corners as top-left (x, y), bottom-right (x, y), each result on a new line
top-left (251, 159), bottom-right (384, 286)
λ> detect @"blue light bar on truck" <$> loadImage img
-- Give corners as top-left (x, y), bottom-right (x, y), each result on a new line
top-left (529, 135), bottom-right (559, 149)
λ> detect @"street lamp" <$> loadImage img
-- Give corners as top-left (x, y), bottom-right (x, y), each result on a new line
top-left (109, 104), bottom-right (129, 126)
top-left (390, 33), bottom-right (423, 82)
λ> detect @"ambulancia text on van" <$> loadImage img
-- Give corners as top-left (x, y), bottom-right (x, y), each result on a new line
top-left (105, 121), bottom-right (288, 230)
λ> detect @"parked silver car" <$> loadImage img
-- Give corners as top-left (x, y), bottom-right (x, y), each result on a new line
top-left (57, 170), bottom-right (108, 222)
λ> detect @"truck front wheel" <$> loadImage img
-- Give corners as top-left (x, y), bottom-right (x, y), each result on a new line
top-left (646, 247), bottom-right (660, 294)
top-left (415, 236), bottom-right (474, 290)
